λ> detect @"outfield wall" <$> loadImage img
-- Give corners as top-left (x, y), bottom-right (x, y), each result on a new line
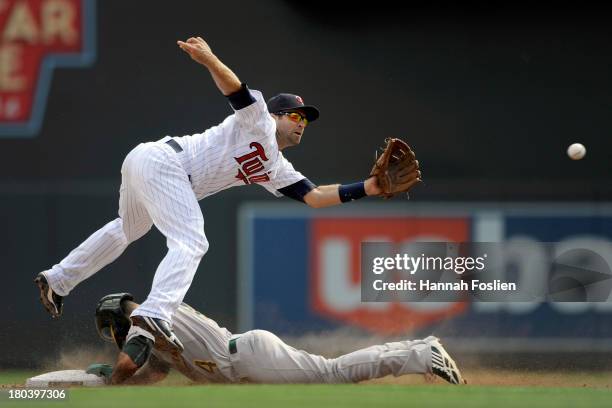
top-left (239, 202), bottom-right (612, 352)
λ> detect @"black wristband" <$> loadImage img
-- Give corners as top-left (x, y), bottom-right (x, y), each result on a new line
top-left (278, 178), bottom-right (317, 203)
top-left (338, 182), bottom-right (366, 203)
top-left (227, 83), bottom-right (256, 110)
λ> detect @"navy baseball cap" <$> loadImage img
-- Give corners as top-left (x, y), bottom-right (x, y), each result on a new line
top-left (267, 93), bottom-right (320, 122)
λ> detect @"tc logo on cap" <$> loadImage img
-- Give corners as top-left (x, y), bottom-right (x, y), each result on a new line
top-left (267, 93), bottom-right (320, 122)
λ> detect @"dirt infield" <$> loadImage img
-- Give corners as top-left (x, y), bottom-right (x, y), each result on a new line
top-left (42, 346), bottom-right (116, 372)
top-left (365, 369), bottom-right (612, 388)
top-left (3, 368), bottom-right (612, 388)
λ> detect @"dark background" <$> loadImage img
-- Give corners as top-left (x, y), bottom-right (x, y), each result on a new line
top-left (2, 1), bottom-right (612, 367)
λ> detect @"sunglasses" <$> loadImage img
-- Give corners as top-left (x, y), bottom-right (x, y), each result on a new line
top-left (277, 112), bottom-right (308, 125)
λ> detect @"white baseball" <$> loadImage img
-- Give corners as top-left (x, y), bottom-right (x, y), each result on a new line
top-left (567, 143), bottom-right (586, 160)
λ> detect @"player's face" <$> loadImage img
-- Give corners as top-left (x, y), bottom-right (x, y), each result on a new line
top-left (273, 110), bottom-right (308, 149)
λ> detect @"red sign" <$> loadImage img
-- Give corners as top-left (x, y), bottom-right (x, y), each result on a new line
top-left (0, 0), bottom-right (94, 136)
top-left (310, 217), bottom-right (470, 335)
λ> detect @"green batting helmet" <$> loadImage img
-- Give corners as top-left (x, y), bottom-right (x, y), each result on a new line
top-left (95, 293), bottom-right (134, 350)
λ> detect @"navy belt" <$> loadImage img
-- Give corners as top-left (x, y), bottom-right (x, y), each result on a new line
top-left (229, 338), bottom-right (239, 354)
top-left (166, 139), bottom-right (183, 153)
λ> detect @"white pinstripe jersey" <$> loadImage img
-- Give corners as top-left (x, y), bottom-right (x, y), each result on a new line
top-left (172, 90), bottom-right (305, 200)
top-left (151, 303), bottom-right (236, 383)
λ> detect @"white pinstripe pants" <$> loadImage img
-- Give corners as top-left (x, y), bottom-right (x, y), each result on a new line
top-left (44, 141), bottom-right (208, 322)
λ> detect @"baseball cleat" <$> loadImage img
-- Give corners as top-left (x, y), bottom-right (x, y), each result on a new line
top-left (430, 340), bottom-right (466, 385)
top-left (130, 315), bottom-right (184, 352)
top-left (34, 272), bottom-right (64, 318)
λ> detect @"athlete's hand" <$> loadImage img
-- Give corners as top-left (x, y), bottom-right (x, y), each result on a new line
top-left (177, 36), bottom-right (217, 67)
top-left (364, 176), bottom-right (383, 196)
top-left (86, 363), bottom-right (113, 385)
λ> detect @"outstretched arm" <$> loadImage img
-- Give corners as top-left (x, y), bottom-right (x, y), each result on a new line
top-left (87, 353), bottom-right (170, 386)
top-left (121, 354), bottom-right (170, 385)
top-left (110, 352), bottom-right (170, 385)
top-left (177, 36), bottom-right (242, 96)
top-left (303, 177), bottom-right (381, 208)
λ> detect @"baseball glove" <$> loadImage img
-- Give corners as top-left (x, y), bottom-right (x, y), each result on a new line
top-left (369, 138), bottom-right (421, 199)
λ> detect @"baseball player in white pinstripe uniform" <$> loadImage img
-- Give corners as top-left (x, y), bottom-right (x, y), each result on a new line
top-left (34, 37), bottom-right (422, 375)
top-left (89, 294), bottom-right (464, 385)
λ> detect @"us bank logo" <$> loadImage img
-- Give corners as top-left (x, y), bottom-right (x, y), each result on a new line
top-left (310, 217), bottom-right (469, 335)
top-left (0, 0), bottom-right (96, 138)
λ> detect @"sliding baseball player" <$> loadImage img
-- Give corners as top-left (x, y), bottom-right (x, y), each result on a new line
top-left (89, 293), bottom-right (465, 385)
